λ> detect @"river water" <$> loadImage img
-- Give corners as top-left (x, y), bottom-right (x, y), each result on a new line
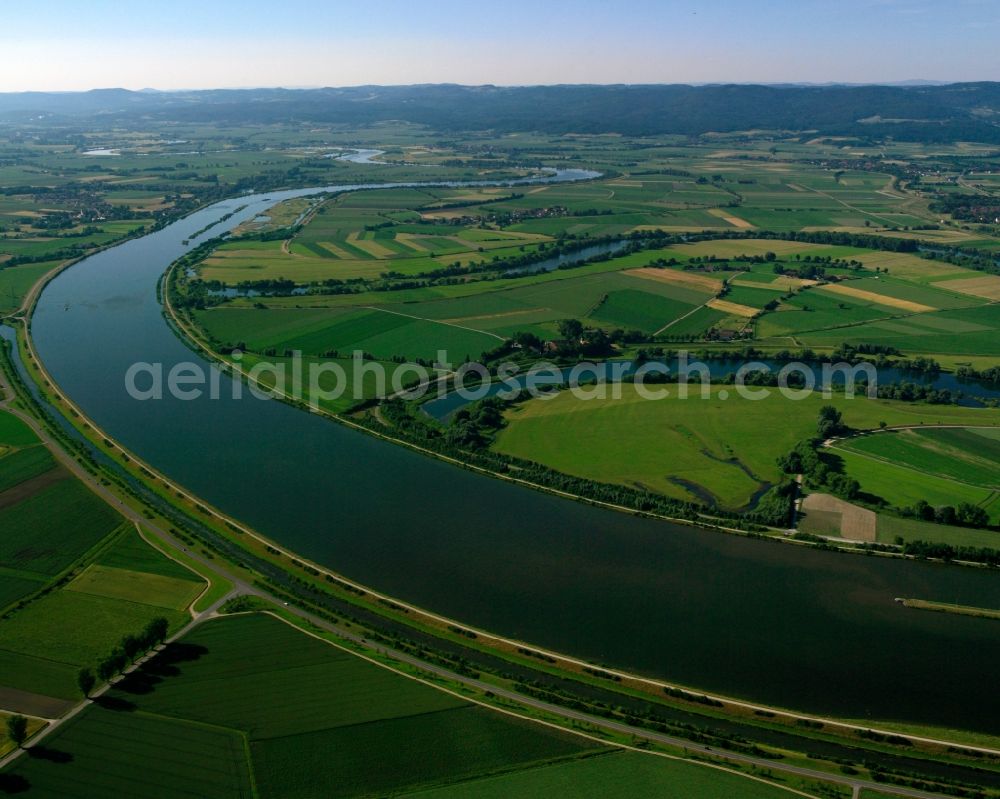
top-left (27, 173), bottom-right (1000, 732)
top-left (422, 358), bottom-right (1000, 422)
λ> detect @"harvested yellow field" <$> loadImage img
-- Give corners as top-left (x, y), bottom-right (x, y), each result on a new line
top-left (730, 278), bottom-right (784, 292)
top-left (317, 241), bottom-right (352, 259)
top-left (671, 239), bottom-right (811, 258)
top-left (774, 276), bottom-right (818, 290)
top-left (346, 232), bottom-right (396, 259)
top-left (443, 189), bottom-right (508, 201)
top-left (800, 493), bottom-right (877, 542)
top-left (394, 232), bottom-right (431, 253)
top-left (852, 251), bottom-right (965, 280)
top-left (627, 224), bottom-right (720, 233)
top-left (934, 275), bottom-right (1000, 301)
top-left (624, 267), bottom-right (722, 293)
top-left (707, 298), bottom-right (759, 317)
top-left (817, 283), bottom-right (935, 313)
top-left (443, 308), bottom-right (545, 324)
top-left (707, 208), bottom-right (755, 229)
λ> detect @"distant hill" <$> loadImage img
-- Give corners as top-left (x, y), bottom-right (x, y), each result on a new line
top-left (2, 83), bottom-right (999, 142)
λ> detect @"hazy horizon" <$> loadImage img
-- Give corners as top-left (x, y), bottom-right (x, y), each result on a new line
top-left (0, 79), bottom-right (970, 95)
top-left (3, 0), bottom-right (997, 93)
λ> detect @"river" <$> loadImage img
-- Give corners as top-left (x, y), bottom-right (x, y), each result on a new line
top-left (26, 172), bottom-right (1000, 733)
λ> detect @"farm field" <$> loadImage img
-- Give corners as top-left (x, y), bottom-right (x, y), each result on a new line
top-left (838, 427), bottom-right (1000, 488)
top-left (798, 493), bottom-right (877, 541)
top-left (192, 255), bottom-right (724, 367)
top-left (492, 385), bottom-right (1000, 509)
top-left (0, 479), bottom-right (123, 577)
top-left (770, 304), bottom-right (1000, 356)
top-left (830, 447), bottom-right (1000, 523)
top-left (185, 212), bottom-right (1000, 380)
top-left (401, 750), bottom-right (799, 799)
top-left (0, 262), bottom-right (56, 315)
top-left (0, 408), bottom-right (205, 707)
top-left (0, 611), bottom-right (804, 798)
top-left (0, 613), bottom-right (600, 796)
top-left (876, 514), bottom-right (1000, 549)
top-left (2, 116), bottom-right (1000, 798)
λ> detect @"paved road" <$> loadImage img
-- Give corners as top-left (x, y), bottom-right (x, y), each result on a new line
top-left (0, 362), bottom-right (970, 797)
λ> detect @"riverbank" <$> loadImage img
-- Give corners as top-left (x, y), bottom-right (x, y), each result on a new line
top-left (25, 180), bottom-right (1000, 736)
top-left (10, 293), bottom-right (1000, 764)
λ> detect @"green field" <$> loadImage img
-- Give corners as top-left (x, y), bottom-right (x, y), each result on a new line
top-left (780, 304), bottom-right (1000, 356)
top-left (0, 591), bottom-right (188, 691)
top-left (0, 574), bottom-right (44, 611)
top-left (0, 517), bottom-right (203, 701)
top-left (193, 255), bottom-right (721, 365)
top-left (3, 706), bottom-right (254, 798)
top-left (1, 611), bottom-right (802, 797)
top-left (66, 564), bottom-right (204, 611)
top-left (0, 479), bottom-right (123, 577)
top-left (832, 448), bottom-right (999, 522)
top-left (402, 750), bottom-right (799, 799)
top-left (589, 289), bottom-right (696, 332)
top-left (0, 446), bottom-right (56, 494)
top-left (94, 525), bottom-right (205, 581)
top-left (0, 411), bottom-right (41, 447)
top-left (0, 262), bottom-right (56, 315)
top-left (1, 613), bottom-right (602, 796)
top-left (839, 427), bottom-right (1000, 488)
top-left (493, 386), bottom-right (1000, 509)
top-left (876, 514), bottom-right (1000, 549)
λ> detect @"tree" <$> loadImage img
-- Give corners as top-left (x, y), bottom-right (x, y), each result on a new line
top-left (6, 714), bottom-right (27, 749)
top-left (956, 502), bottom-right (989, 528)
top-left (817, 406), bottom-right (845, 438)
top-left (77, 667), bottom-right (95, 698)
top-left (97, 649), bottom-right (127, 683)
top-left (936, 505), bottom-right (957, 526)
top-left (144, 617), bottom-right (170, 647)
top-left (121, 634), bottom-right (143, 663)
top-left (512, 331), bottom-right (542, 351)
top-left (556, 318), bottom-right (584, 342)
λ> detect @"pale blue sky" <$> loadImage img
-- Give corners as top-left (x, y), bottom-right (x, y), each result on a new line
top-left (3, 0), bottom-right (997, 91)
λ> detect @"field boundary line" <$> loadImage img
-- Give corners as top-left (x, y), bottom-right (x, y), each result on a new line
top-left (830, 432), bottom-right (1000, 493)
top-left (13, 215), bottom-right (998, 762)
top-left (251, 610), bottom-right (822, 799)
top-left (132, 522), bottom-right (217, 618)
top-left (360, 304), bottom-right (506, 340)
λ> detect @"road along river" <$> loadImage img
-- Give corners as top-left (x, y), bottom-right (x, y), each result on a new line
top-left (28, 172), bottom-right (1000, 733)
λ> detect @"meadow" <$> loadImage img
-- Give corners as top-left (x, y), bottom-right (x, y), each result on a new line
top-left (0, 262), bottom-right (55, 315)
top-left (834, 428), bottom-right (1000, 524)
top-left (876, 514), bottom-right (1000, 548)
top-left (0, 612), bottom-right (806, 798)
top-left (493, 386), bottom-right (1000, 511)
top-left (401, 750), bottom-right (798, 799)
top-left (0, 440), bottom-right (55, 493)
top-left (187, 208), bottom-right (1000, 388)
top-left (0, 409), bottom-right (205, 707)
top-left (839, 427), bottom-right (1000, 488)
top-left (0, 479), bottom-right (123, 577)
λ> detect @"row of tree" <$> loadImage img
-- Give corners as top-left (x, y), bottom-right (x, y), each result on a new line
top-left (899, 500), bottom-right (990, 529)
top-left (77, 616), bottom-right (170, 698)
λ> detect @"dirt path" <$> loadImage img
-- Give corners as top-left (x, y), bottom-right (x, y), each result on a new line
top-left (361, 304), bottom-right (506, 341)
